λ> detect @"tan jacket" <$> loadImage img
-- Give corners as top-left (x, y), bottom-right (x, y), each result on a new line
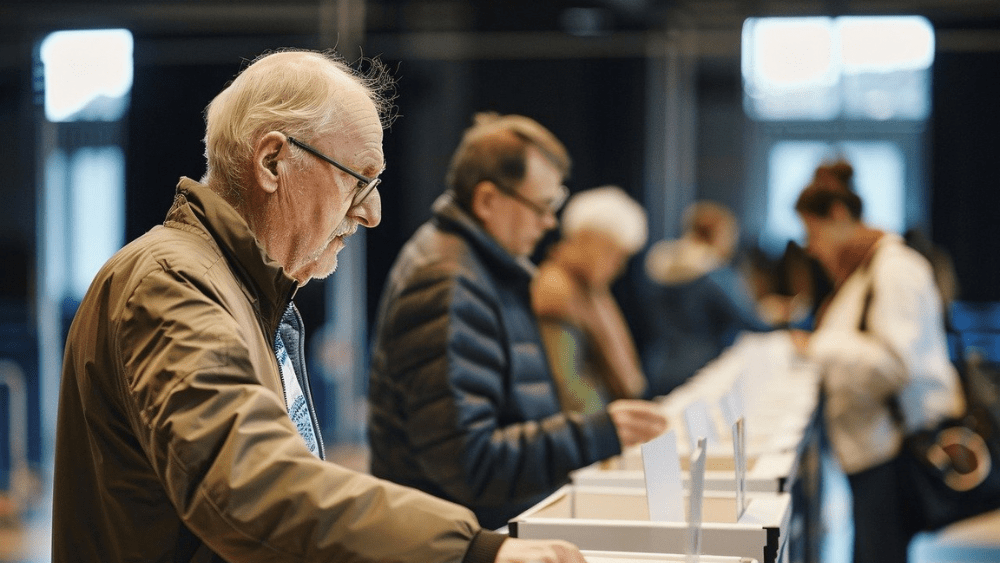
top-left (53, 178), bottom-right (504, 563)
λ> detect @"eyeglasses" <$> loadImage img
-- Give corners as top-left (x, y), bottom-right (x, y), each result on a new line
top-left (496, 183), bottom-right (569, 218)
top-left (286, 136), bottom-right (381, 207)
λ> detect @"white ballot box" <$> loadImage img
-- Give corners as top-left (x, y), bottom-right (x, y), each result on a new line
top-left (509, 485), bottom-right (792, 563)
top-left (582, 551), bottom-right (758, 563)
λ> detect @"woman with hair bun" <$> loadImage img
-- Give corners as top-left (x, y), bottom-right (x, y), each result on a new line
top-left (792, 159), bottom-right (964, 563)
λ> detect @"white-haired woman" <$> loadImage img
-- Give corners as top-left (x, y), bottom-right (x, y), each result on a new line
top-left (532, 185), bottom-right (649, 414)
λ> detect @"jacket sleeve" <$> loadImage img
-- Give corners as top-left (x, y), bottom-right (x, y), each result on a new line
top-left (391, 269), bottom-right (621, 510)
top-left (583, 293), bottom-right (649, 400)
top-left (868, 246), bottom-right (951, 383)
top-left (808, 242), bottom-right (962, 426)
top-left (118, 267), bottom-right (493, 563)
top-left (705, 267), bottom-right (774, 334)
top-left (808, 326), bottom-right (907, 403)
top-left (866, 244), bottom-right (965, 427)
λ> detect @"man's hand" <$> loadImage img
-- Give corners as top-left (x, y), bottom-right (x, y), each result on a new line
top-left (607, 399), bottom-right (668, 449)
top-left (495, 538), bottom-right (587, 563)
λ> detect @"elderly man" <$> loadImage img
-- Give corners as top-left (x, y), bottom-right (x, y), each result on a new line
top-left (367, 112), bottom-right (667, 530)
top-left (53, 50), bottom-right (584, 563)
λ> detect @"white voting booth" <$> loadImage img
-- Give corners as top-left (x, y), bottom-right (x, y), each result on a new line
top-left (575, 331), bottom-right (819, 494)
top-left (511, 331), bottom-right (819, 563)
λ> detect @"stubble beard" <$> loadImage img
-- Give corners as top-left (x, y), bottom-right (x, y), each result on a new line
top-left (304, 219), bottom-right (358, 280)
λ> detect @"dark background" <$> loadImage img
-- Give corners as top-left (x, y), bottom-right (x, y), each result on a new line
top-left (2, 0), bottom-right (998, 321)
top-left (0, 0), bottom-right (999, 472)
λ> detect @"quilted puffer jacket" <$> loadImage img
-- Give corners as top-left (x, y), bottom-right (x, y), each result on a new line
top-left (367, 191), bottom-right (622, 530)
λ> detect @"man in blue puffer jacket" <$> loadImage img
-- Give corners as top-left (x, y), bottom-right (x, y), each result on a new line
top-left (367, 112), bottom-right (668, 530)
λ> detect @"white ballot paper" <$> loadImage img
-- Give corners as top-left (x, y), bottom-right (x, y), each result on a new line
top-left (641, 430), bottom-right (684, 522)
top-left (732, 417), bottom-right (748, 520)
top-left (718, 379), bottom-right (746, 430)
top-left (683, 400), bottom-right (717, 451)
top-left (686, 437), bottom-right (707, 563)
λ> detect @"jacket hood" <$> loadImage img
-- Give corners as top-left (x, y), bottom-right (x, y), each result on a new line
top-left (644, 237), bottom-right (723, 285)
top-left (168, 177), bottom-right (298, 334)
top-left (430, 190), bottom-right (537, 283)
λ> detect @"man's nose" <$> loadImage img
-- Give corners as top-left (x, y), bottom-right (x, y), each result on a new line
top-left (351, 188), bottom-right (381, 228)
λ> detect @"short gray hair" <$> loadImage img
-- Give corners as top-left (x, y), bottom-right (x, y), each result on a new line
top-left (561, 185), bottom-right (648, 255)
top-left (202, 49), bottom-right (395, 206)
top-left (446, 112), bottom-right (571, 212)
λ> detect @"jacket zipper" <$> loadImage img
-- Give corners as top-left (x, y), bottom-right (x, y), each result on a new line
top-left (287, 303), bottom-right (326, 460)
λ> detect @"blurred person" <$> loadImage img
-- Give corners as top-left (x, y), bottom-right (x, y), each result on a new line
top-left (641, 200), bottom-right (782, 397)
top-left (53, 50), bottom-right (587, 563)
top-left (367, 113), bottom-right (668, 530)
top-left (791, 160), bottom-right (964, 563)
top-left (532, 185), bottom-right (648, 414)
top-left (771, 240), bottom-right (833, 324)
top-left (903, 227), bottom-right (961, 326)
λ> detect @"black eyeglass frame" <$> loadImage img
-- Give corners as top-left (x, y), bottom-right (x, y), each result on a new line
top-left (286, 135), bottom-right (381, 207)
top-left (494, 182), bottom-right (569, 218)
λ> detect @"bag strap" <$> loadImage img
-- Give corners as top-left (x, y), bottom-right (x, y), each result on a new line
top-left (856, 276), bottom-right (911, 428)
top-left (858, 282), bottom-right (874, 333)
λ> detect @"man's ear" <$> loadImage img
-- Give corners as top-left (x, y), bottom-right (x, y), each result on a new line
top-left (470, 181), bottom-right (500, 223)
top-left (253, 131), bottom-right (288, 195)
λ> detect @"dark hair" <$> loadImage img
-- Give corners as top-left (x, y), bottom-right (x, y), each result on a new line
top-left (794, 159), bottom-right (863, 220)
top-left (445, 112), bottom-right (571, 212)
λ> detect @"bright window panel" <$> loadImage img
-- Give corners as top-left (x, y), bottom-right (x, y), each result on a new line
top-left (838, 16), bottom-right (934, 73)
top-left (838, 17), bottom-right (934, 120)
top-left (761, 141), bottom-right (831, 254)
top-left (40, 29), bottom-right (133, 122)
top-left (69, 147), bottom-right (126, 298)
top-left (42, 149), bottom-right (69, 299)
top-left (839, 141), bottom-right (905, 235)
top-left (742, 18), bottom-right (839, 120)
top-left (760, 141), bottom-right (905, 255)
top-left (742, 16), bottom-right (933, 121)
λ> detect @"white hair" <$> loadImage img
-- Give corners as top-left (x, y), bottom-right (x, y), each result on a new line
top-left (202, 49), bottom-right (394, 207)
top-left (561, 185), bottom-right (648, 255)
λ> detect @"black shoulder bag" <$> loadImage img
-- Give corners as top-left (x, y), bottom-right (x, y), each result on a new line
top-left (860, 285), bottom-right (1000, 531)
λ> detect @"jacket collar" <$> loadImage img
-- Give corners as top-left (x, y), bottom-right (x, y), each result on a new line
top-left (431, 190), bottom-right (537, 283)
top-left (815, 229), bottom-right (895, 326)
top-left (167, 177), bottom-right (298, 334)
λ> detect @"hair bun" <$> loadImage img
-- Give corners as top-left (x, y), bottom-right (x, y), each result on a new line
top-left (813, 159), bottom-right (854, 192)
